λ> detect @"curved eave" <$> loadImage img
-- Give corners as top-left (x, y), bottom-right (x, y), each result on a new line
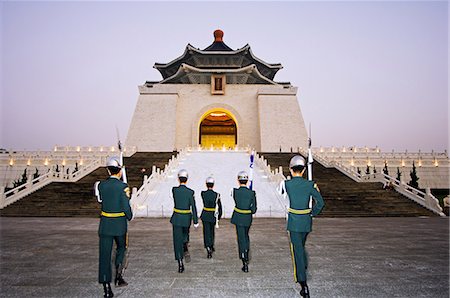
top-left (247, 48), bottom-right (283, 70)
top-left (159, 63), bottom-right (278, 85)
top-left (154, 44), bottom-right (250, 70)
top-left (153, 44), bottom-right (192, 70)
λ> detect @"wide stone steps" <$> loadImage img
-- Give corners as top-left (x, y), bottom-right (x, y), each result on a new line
top-left (261, 153), bottom-right (435, 217)
top-left (0, 152), bottom-right (176, 217)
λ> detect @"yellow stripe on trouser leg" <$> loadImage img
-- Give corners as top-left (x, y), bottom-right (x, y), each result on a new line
top-left (203, 207), bottom-right (216, 212)
top-left (290, 240), bottom-right (298, 282)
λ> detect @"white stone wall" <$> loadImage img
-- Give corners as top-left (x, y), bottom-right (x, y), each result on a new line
top-left (126, 83), bottom-right (308, 152)
top-left (258, 86), bottom-right (308, 152)
top-left (126, 86), bottom-right (178, 152)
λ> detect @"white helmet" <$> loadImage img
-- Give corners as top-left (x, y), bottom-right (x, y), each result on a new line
top-left (289, 155), bottom-right (306, 168)
top-left (178, 169), bottom-right (189, 179)
top-left (237, 171), bottom-right (249, 181)
top-left (106, 156), bottom-right (122, 168)
top-left (206, 176), bottom-right (215, 184)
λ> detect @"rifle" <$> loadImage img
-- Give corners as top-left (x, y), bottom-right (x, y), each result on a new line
top-left (116, 126), bottom-right (127, 184)
top-left (249, 150), bottom-right (255, 190)
top-left (215, 193), bottom-right (220, 228)
top-left (116, 127), bottom-right (130, 275)
top-left (307, 124), bottom-right (313, 208)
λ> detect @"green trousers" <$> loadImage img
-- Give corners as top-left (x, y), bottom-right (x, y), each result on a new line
top-left (99, 234), bottom-right (127, 283)
top-left (202, 221), bottom-right (215, 248)
top-left (172, 225), bottom-right (190, 260)
top-left (235, 225), bottom-right (250, 258)
top-left (289, 231), bottom-right (309, 282)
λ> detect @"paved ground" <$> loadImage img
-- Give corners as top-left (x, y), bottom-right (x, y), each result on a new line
top-left (0, 217), bottom-right (448, 297)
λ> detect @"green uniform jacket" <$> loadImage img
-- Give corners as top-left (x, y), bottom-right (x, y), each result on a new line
top-left (170, 185), bottom-right (199, 227)
top-left (230, 186), bottom-right (257, 227)
top-left (200, 189), bottom-right (223, 223)
top-left (98, 177), bottom-right (133, 236)
top-left (285, 177), bottom-right (324, 233)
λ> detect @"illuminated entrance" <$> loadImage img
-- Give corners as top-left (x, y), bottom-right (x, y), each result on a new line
top-left (199, 110), bottom-right (237, 148)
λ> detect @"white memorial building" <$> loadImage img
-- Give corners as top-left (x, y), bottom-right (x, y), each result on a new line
top-left (126, 30), bottom-right (308, 152)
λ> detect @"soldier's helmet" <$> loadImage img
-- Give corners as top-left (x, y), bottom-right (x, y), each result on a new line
top-left (289, 155), bottom-right (306, 169)
top-left (206, 176), bottom-right (215, 184)
top-left (178, 169), bottom-right (189, 179)
top-left (237, 171), bottom-right (249, 181)
top-left (106, 156), bottom-right (122, 168)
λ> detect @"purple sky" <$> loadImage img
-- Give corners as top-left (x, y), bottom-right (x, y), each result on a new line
top-left (1, 1), bottom-right (448, 152)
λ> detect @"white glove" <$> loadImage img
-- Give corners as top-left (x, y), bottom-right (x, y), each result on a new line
top-left (194, 223), bottom-right (199, 228)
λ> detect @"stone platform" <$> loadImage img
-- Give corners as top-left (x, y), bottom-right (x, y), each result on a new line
top-left (0, 217), bottom-right (448, 297)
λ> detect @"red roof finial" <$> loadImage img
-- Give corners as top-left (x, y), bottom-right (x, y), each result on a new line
top-left (214, 29), bottom-right (224, 42)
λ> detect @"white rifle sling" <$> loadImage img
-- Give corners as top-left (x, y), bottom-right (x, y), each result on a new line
top-left (94, 181), bottom-right (101, 203)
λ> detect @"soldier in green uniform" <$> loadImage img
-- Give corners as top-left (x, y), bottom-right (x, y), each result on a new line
top-left (95, 156), bottom-right (133, 298)
top-left (200, 177), bottom-right (223, 258)
top-left (230, 171), bottom-right (257, 272)
top-left (280, 155), bottom-right (324, 298)
top-left (170, 169), bottom-right (199, 273)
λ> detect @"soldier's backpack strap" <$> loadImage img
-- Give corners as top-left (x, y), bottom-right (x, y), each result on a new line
top-left (94, 181), bottom-right (101, 203)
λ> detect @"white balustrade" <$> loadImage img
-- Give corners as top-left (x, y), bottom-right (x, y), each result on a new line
top-left (0, 157), bottom-right (107, 209)
top-left (310, 152), bottom-right (445, 217)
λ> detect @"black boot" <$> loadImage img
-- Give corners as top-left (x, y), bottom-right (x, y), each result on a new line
top-left (206, 247), bottom-right (212, 259)
top-left (114, 265), bottom-right (128, 287)
top-left (103, 282), bottom-right (114, 298)
top-left (299, 281), bottom-right (310, 298)
top-left (241, 253), bottom-right (248, 273)
top-left (178, 259), bottom-right (185, 273)
top-left (183, 243), bottom-right (191, 263)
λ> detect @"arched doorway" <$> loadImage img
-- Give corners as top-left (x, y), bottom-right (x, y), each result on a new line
top-left (199, 110), bottom-right (237, 148)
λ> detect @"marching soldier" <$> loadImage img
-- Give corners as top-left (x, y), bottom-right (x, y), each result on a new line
top-left (230, 171), bottom-right (257, 272)
top-left (200, 177), bottom-right (223, 258)
top-left (95, 156), bottom-right (133, 298)
top-left (281, 155), bottom-right (325, 298)
top-left (170, 169), bottom-right (199, 273)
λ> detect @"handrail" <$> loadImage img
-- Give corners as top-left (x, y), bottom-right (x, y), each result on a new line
top-left (130, 151), bottom-right (182, 213)
top-left (255, 153), bottom-right (289, 216)
top-left (1, 157), bottom-right (106, 209)
top-left (311, 152), bottom-right (445, 217)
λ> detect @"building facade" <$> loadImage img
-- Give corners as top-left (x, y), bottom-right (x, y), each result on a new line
top-left (126, 30), bottom-right (308, 152)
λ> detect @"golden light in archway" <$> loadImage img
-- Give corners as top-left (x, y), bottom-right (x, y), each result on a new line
top-left (199, 110), bottom-right (237, 148)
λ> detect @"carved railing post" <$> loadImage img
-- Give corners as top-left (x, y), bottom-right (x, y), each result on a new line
top-left (0, 186), bottom-right (4, 208)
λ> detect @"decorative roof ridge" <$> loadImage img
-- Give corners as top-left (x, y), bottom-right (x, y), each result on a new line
top-left (187, 43), bottom-right (250, 55)
top-left (154, 43), bottom-right (282, 71)
top-left (154, 44), bottom-right (252, 70)
top-left (159, 63), bottom-right (278, 85)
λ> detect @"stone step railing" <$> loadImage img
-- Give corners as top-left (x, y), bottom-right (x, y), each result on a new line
top-left (130, 151), bottom-right (181, 212)
top-left (1, 147), bottom-right (138, 188)
top-left (254, 153), bottom-right (288, 216)
top-left (308, 152), bottom-right (445, 217)
top-left (312, 148), bottom-right (449, 168)
top-left (0, 146), bottom-right (137, 163)
top-left (0, 157), bottom-right (107, 209)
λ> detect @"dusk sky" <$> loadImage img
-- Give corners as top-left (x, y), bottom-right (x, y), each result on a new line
top-left (1, 1), bottom-right (448, 152)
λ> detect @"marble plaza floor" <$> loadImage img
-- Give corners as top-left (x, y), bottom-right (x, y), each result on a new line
top-left (0, 217), bottom-right (448, 297)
